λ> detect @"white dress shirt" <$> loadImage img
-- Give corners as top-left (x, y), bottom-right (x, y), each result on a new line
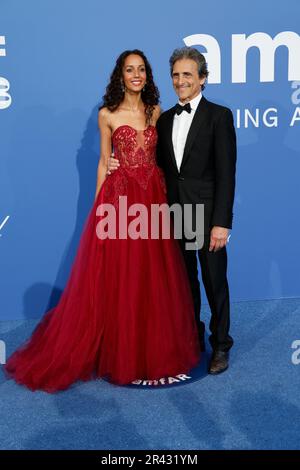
top-left (172, 92), bottom-right (202, 171)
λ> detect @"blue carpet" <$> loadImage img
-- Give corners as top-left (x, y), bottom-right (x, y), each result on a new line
top-left (0, 298), bottom-right (300, 450)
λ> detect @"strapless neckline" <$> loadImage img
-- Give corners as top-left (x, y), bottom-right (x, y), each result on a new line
top-left (112, 124), bottom-right (155, 138)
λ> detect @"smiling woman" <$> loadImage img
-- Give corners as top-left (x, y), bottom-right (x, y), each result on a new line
top-left (3, 48), bottom-right (201, 392)
top-left (99, 49), bottom-right (160, 128)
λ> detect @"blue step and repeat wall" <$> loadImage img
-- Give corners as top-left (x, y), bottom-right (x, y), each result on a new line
top-left (1, 1), bottom-right (300, 321)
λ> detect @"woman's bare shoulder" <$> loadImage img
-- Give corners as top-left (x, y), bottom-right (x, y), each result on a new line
top-left (98, 106), bottom-right (113, 128)
top-left (98, 106), bottom-right (112, 120)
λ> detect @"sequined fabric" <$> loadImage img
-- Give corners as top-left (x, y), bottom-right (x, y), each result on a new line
top-left (112, 124), bottom-right (157, 168)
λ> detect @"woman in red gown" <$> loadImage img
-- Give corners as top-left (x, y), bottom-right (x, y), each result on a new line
top-left (4, 50), bottom-right (200, 392)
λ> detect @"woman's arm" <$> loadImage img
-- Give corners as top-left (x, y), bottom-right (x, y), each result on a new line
top-left (152, 104), bottom-right (162, 125)
top-left (94, 108), bottom-right (112, 201)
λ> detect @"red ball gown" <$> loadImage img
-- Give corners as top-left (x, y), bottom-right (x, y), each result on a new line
top-left (4, 124), bottom-right (200, 392)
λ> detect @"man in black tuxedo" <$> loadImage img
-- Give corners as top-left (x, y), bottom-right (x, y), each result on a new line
top-left (155, 47), bottom-right (237, 374)
top-left (107, 47), bottom-right (236, 374)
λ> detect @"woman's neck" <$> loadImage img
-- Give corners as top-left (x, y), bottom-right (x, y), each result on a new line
top-left (122, 92), bottom-right (143, 111)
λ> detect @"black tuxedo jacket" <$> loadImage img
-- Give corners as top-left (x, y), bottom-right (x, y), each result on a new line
top-left (156, 96), bottom-right (237, 234)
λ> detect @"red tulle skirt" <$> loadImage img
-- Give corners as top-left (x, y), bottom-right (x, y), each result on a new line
top-left (4, 166), bottom-right (200, 392)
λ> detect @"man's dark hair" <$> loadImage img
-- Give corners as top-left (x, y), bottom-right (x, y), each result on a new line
top-left (169, 47), bottom-right (209, 90)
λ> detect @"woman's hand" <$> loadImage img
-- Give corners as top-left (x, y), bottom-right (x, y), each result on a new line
top-left (107, 152), bottom-right (120, 175)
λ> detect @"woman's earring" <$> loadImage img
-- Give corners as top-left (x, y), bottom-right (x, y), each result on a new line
top-left (120, 80), bottom-right (125, 92)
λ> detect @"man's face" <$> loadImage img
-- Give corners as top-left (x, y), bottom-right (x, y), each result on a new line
top-left (172, 58), bottom-right (205, 103)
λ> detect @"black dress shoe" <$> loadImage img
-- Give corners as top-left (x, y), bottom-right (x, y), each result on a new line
top-left (208, 350), bottom-right (229, 375)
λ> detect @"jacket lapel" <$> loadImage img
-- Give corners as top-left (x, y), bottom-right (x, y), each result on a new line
top-left (180, 96), bottom-right (208, 170)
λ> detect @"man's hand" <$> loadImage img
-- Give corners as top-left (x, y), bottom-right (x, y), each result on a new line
top-left (209, 226), bottom-right (230, 252)
top-left (106, 153), bottom-right (120, 175)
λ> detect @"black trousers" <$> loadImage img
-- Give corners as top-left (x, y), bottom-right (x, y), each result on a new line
top-left (178, 234), bottom-right (233, 352)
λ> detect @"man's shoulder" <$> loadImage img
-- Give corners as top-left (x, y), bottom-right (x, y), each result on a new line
top-left (156, 97), bottom-right (233, 126)
top-left (204, 98), bottom-right (233, 117)
top-left (157, 106), bottom-right (176, 125)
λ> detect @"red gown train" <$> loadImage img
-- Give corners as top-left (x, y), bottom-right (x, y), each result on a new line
top-left (4, 124), bottom-right (200, 392)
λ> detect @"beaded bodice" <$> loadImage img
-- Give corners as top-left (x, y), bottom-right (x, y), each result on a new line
top-left (112, 125), bottom-right (157, 168)
top-left (102, 124), bottom-right (166, 206)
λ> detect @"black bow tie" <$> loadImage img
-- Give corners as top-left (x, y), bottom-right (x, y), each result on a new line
top-left (175, 102), bottom-right (192, 115)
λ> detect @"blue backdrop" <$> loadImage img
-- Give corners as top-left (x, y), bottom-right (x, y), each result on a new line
top-left (1, 0), bottom-right (300, 321)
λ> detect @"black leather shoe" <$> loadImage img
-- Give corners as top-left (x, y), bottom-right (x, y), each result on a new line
top-left (208, 350), bottom-right (229, 374)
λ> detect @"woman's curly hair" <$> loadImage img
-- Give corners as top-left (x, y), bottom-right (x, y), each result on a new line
top-left (99, 49), bottom-right (160, 125)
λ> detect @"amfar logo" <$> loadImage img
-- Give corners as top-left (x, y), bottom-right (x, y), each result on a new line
top-left (131, 373), bottom-right (192, 387)
top-left (184, 31), bottom-right (300, 83)
top-left (0, 340), bottom-right (5, 365)
top-left (0, 35), bottom-right (12, 109)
